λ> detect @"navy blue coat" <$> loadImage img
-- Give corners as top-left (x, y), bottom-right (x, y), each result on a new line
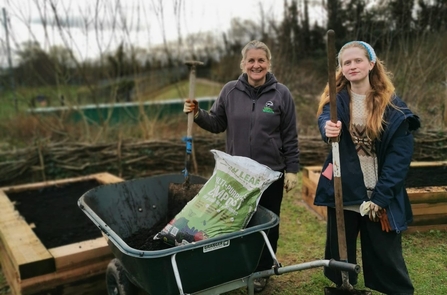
top-left (314, 90), bottom-right (420, 232)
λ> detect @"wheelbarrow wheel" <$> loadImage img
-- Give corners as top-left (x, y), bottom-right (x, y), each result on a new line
top-left (106, 258), bottom-right (138, 295)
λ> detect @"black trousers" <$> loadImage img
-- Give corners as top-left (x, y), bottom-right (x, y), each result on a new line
top-left (324, 207), bottom-right (414, 295)
top-left (255, 175), bottom-right (284, 271)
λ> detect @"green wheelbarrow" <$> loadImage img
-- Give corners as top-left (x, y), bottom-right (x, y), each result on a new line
top-left (78, 173), bottom-right (360, 295)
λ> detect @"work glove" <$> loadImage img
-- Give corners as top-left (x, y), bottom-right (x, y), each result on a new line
top-left (183, 99), bottom-right (199, 116)
top-left (359, 200), bottom-right (381, 221)
top-left (359, 201), bottom-right (391, 232)
top-left (369, 201), bottom-right (382, 222)
top-left (379, 209), bottom-right (391, 232)
top-left (284, 172), bottom-right (297, 193)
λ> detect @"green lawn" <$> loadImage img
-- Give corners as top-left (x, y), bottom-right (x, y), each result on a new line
top-left (223, 174), bottom-right (447, 295)
top-left (149, 79), bottom-right (222, 101)
top-left (0, 79), bottom-right (222, 120)
top-left (0, 85), bottom-right (80, 119)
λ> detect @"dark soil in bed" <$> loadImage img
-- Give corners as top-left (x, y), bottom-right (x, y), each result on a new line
top-left (405, 165), bottom-right (447, 187)
top-left (7, 180), bottom-right (102, 249)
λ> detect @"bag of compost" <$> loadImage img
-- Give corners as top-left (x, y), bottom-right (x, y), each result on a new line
top-left (154, 149), bottom-right (282, 246)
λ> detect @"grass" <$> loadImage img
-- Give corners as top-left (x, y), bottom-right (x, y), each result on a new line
top-left (221, 173), bottom-right (447, 295)
top-left (0, 85), bottom-right (81, 118)
top-left (0, 79), bottom-right (223, 121)
top-left (148, 79), bottom-right (223, 101)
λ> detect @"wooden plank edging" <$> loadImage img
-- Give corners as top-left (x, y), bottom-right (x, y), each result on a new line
top-left (301, 163), bottom-right (447, 233)
top-left (0, 190), bottom-right (55, 280)
top-left (0, 172), bottom-right (123, 294)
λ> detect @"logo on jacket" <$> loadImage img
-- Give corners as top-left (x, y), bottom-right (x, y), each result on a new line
top-left (263, 101), bottom-right (274, 113)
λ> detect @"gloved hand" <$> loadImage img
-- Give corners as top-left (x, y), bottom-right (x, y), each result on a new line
top-left (360, 200), bottom-right (382, 221)
top-left (359, 201), bottom-right (391, 232)
top-left (368, 201), bottom-right (382, 222)
top-left (380, 209), bottom-right (391, 232)
top-left (284, 172), bottom-right (297, 193)
top-left (183, 99), bottom-right (199, 115)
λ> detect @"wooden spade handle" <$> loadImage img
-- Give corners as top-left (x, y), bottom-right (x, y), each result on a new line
top-left (326, 29), bottom-right (352, 288)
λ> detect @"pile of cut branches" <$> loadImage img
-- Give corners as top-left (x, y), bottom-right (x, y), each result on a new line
top-left (0, 130), bottom-right (445, 187)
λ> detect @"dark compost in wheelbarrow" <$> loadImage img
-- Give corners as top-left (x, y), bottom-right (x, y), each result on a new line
top-left (123, 201), bottom-right (192, 251)
top-left (123, 182), bottom-right (204, 250)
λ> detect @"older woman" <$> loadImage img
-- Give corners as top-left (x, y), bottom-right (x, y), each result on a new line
top-left (184, 40), bottom-right (300, 292)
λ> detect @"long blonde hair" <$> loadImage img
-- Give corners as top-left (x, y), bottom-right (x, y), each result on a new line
top-left (316, 42), bottom-right (396, 140)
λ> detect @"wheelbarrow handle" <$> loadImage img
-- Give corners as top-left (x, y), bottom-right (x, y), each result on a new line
top-left (328, 259), bottom-right (361, 274)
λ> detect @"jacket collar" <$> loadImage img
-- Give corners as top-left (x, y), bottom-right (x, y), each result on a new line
top-left (236, 72), bottom-right (276, 94)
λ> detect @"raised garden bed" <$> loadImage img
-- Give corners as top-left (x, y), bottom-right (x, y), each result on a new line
top-left (0, 173), bottom-right (123, 295)
top-left (301, 161), bottom-right (447, 233)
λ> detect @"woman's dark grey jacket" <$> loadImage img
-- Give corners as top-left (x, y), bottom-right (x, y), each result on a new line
top-left (194, 73), bottom-right (299, 174)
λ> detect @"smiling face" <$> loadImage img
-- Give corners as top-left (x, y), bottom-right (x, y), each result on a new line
top-left (339, 46), bottom-right (375, 85)
top-left (242, 48), bottom-right (270, 87)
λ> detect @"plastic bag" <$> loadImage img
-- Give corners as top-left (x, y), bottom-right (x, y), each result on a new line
top-left (154, 149), bottom-right (282, 246)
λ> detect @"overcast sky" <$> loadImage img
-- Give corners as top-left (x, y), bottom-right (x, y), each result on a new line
top-left (0, 0), bottom-right (325, 65)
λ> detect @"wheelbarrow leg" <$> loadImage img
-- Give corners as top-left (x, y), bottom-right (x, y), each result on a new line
top-left (171, 253), bottom-right (189, 295)
top-left (258, 230), bottom-right (281, 269)
top-left (247, 230), bottom-right (281, 294)
top-left (247, 278), bottom-right (255, 295)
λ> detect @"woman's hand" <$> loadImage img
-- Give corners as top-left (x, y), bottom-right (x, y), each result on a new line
top-left (284, 172), bottom-right (297, 193)
top-left (183, 99), bottom-right (198, 115)
top-left (325, 120), bottom-right (342, 138)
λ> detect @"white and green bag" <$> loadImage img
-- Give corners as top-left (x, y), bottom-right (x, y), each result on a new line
top-left (154, 149), bottom-right (282, 246)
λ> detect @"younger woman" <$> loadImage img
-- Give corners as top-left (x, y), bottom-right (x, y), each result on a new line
top-left (315, 41), bottom-right (419, 295)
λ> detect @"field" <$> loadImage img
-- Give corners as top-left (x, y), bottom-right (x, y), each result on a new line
top-left (0, 79), bottom-right (223, 121)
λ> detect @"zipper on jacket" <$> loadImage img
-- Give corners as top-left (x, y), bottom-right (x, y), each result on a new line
top-left (252, 99), bottom-right (255, 111)
top-left (389, 209), bottom-right (400, 234)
